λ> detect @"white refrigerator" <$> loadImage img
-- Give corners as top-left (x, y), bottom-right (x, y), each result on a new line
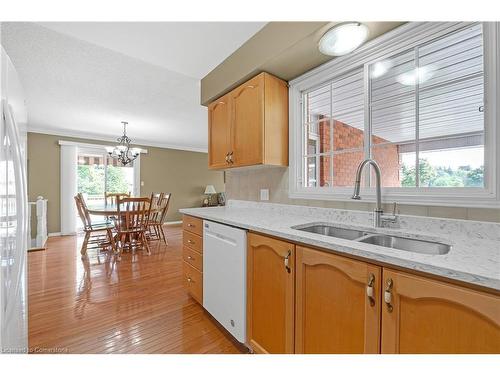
top-left (0, 46), bottom-right (28, 353)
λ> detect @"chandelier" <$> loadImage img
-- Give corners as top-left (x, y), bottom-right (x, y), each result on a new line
top-left (105, 121), bottom-right (140, 166)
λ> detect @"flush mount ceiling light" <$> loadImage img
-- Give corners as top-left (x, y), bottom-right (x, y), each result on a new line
top-left (318, 22), bottom-right (369, 56)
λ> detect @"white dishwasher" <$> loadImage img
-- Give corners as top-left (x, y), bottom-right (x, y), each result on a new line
top-left (203, 220), bottom-right (247, 343)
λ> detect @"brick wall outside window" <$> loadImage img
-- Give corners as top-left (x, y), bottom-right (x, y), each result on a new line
top-left (316, 120), bottom-right (401, 187)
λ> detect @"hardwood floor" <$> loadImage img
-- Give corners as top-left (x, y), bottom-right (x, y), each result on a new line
top-left (28, 225), bottom-right (247, 354)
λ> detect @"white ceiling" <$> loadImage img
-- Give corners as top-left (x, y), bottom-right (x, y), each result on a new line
top-left (37, 22), bottom-right (266, 79)
top-left (1, 22), bottom-right (265, 151)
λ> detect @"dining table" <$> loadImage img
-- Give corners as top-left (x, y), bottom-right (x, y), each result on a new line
top-left (87, 204), bottom-right (121, 216)
top-left (87, 202), bottom-right (161, 248)
top-left (87, 203), bottom-right (161, 216)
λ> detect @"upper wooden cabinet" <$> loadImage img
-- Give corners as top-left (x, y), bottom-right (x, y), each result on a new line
top-left (231, 74), bottom-right (265, 167)
top-left (295, 246), bottom-right (381, 354)
top-left (247, 232), bottom-right (295, 354)
top-left (207, 72), bottom-right (288, 169)
top-left (381, 268), bottom-right (500, 354)
top-left (208, 93), bottom-right (232, 169)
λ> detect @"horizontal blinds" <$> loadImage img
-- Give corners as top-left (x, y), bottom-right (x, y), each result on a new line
top-left (331, 68), bottom-right (364, 130)
top-left (370, 23), bottom-right (483, 144)
top-left (370, 50), bottom-right (416, 143)
top-left (304, 68), bottom-right (364, 130)
top-left (418, 24), bottom-right (483, 140)
top-left (304, 23), bottom-right (484, 146)
top-left (304, 84), bottom-right (330, 122)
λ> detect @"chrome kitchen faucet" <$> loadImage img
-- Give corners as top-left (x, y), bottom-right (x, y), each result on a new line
top-left (352, 158), bottom-right (397, 228)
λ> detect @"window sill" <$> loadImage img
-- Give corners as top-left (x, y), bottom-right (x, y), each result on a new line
top-left (288, 187), bottom-right (500, 209)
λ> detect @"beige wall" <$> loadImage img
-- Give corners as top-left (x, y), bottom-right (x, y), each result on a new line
top-left (225, 167), bottom-right (500, 223)
top-left (27, 132), bottom-right (224, 233)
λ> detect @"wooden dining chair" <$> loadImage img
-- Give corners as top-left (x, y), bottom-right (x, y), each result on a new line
top-left (108, 196), bottom-right (151, 259)
top-left (105, 192), bottom-right (131, 206)
top-left (150, 192), bottom-right (164, 211)
top-left (146, 192), bottom-right (163, 240)
top-left (75, 194), bottom-right (113, 257)
top-left (147, 193), bottom-right (171, 245)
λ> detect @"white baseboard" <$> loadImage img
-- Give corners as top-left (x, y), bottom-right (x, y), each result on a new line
top-left (48, 232), bottom-right (62, 237)
top-left (165, 221), bottom-right (182, 226)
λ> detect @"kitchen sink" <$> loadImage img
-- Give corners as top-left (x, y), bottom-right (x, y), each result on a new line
top-left (295, 224), bottom-right (370, 240)
top-left (294, 223), bottom-right (451, 255)
top-left (358, 234), bottom-right (451, 255)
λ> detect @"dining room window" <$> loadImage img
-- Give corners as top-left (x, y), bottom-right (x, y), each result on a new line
top-left (77, 149), bottom-right (136, 207)
top-left (60, 140), bottom-right (144, 234)
top-left (289, 22), bottom-right (499, 207)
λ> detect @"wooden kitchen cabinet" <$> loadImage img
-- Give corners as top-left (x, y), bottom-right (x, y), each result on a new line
top-left (295, 246), bottom-right (382, 353)
top-left (231, 74), bottom-right (264, 167)
top-left (183, 230), bottom-right (203, 253)
top-left (247, 232), bottom-right (295, 353)
top-left (208, 93), bottom-right (231, 169)
top-left (183, 261), bottom-right (203, 304)
top-left (182, 214), bottom-right (203, 236)
top-left (183, 212), bottom-right (500, 354)
top-left (381, 268), bottom-right (500, 353)
top-left (182, 215), bottom-right (204, 304)
top-left (207, 72), bottom-right (288, 169)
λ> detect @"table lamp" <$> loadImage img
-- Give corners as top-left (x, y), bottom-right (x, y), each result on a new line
top-left (204, 185), bottom-right (217, 206)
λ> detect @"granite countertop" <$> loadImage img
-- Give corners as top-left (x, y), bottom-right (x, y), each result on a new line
top-left (180, 200), bottom-right (500, 292)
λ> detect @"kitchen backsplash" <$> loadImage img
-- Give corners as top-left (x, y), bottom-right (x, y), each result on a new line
top-left (225, 166), bottom-right (500, 223)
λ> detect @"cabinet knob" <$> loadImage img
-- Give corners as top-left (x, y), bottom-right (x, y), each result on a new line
top-left (187, 277), bottom-right (193, 283)
top-left (366, 273), bottom-right (376, 307)
top-left (384, 278), bottom-right (393, 312)
top-left (187, 255), bottom-right (194, 260)
top-left (187, 223), bottom-right (194, 227)
top-left (284, 250), bottom-right (291, 273)
top-left (188, 239), bottom-right (194, 244)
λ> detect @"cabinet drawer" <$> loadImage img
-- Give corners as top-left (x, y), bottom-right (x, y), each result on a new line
top-left (183, 215), bottom-right (203, 236)
top-left (183, 231), bottom-right (203, 253)
top-left (183, 246), bottom-right (203, 272)
top-left (183, 261), bottom-right (203, 304)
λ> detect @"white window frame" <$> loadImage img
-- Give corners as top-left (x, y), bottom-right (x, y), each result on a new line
top-left (289, 22), bottom-right (500, 208)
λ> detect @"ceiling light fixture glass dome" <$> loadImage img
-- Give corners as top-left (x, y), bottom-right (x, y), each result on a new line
top-left (370, 59), bottom-right (394, 78)
top-left (319, 22), bottom-right (369, 56)
top-left (396, 65), bottom-right (437, 86)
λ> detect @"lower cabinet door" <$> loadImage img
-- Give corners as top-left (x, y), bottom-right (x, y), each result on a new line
top-left (381, 268), bottom-right (500, 353)
top-left (183, 261), bottom-right (203, 304)
top-left (295, 246), bottom-right (381, 353)
top-left (247, 233), bottom-right (295, 353)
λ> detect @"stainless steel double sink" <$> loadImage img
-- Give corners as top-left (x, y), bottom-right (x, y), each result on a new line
top-left (294, 224), bottom-right (451, 255)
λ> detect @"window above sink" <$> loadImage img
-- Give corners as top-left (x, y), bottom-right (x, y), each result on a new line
top-left (289, 22), bottom-right (500, 208)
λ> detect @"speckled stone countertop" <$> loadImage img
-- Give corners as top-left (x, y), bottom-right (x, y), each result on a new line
top-left (180, 200), bottom-right (500, 291)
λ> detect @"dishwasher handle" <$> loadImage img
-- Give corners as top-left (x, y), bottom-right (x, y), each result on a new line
top-left (205, 231), bottom-right (237, 246)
